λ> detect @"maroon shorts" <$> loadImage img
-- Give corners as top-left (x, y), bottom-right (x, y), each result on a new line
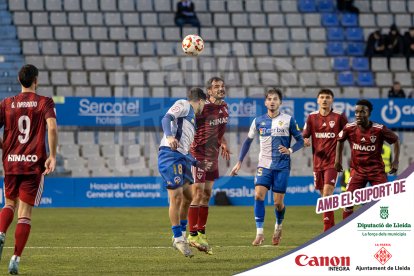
top-left (4, 174), bottom-right (44, 206)
top-left (346, 170), bottom-right (388, 194)
top-left (192, 165), bottom-right (219, 183)
top-left (313, 168), bottom-right (338, 190)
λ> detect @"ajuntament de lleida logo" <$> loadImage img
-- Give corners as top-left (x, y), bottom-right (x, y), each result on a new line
top-left (380, 206), bottom-right (389, 219)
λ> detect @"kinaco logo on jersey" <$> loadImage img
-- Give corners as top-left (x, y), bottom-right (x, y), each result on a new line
top-left (295, 254), bottom-right (351, 271)
top-left (209, 117), bottom-right (228, 126)
top-left (7, 154), bottom-right (38, 162)
top-left (315, 132), bottom-right (335, 138)
top-left (353, 143), bottom-right (376, 151)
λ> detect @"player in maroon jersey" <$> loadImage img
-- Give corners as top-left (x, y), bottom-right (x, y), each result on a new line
top-left (335, 99), bottom-right (399, 220)
top-left (302, 89), bottom-right (348, 232)
top-left (0, 65), bottom-right (57, 274)
top-left (185, 77), bottom-right (230, 254)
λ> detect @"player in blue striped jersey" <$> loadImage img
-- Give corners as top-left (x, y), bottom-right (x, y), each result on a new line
top-left (230, 88), bottom-right (304, 246)
top-left (158, 87), bottom-right (210, 257)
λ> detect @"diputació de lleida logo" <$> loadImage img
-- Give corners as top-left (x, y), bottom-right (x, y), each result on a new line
top-left (380, 206), bottom-right (389, 219)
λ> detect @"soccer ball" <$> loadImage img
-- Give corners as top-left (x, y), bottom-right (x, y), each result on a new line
top-left (182, 34), bottom-right (204, 56)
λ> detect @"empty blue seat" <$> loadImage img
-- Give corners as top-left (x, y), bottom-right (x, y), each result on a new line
top-left (357, 72), bottom-right (374, 86)
top-left (327, 27), bottom-right (344, 40)
top-left (326, 42), bottom-right (345, 55)
top-left (341, 13), bottom-right (358, 27)
top-left (333, 57), bottom-right (350, 71)
top-left (345, 27), bottom-right (364, 41)
top-left (318, 0), bottom-right (335, 12)
top-left (298, 0), bottom-right (317, 12)
top-left (337, 72), bottom-right (354, 86)
top-left (321, 13), bottom-right (339, 26)
top-left (347, 42), bottom-right (365, 56)
top-left (352, 57), bottom-right (369, 71)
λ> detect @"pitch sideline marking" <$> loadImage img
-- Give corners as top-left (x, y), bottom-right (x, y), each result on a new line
top-left (4, 245), bottom-right (297, 249)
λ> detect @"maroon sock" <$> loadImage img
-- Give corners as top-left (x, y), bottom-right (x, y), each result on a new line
top-left (323, 211), bottom-right (335, 232)
top-left (14, 218), bottom-right (31, 257)
top-left (188, 205), bottom-right (199, 233)
top-left (343, 208), bottom-right (353, 220)
top-left (0, 205), bottom-right (15, 233)
top-left (197, 206), bottom-right (209, 232)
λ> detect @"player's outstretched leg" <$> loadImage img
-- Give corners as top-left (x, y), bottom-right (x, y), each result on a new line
top-left (173, 240), bottom-right (194, 258)
top-left (8, 255), bottom-right (19, 275)
top-left (0, 205), bottom-right (16, 261)
top-left (272, 206), bottom-right (285, 246)
top-left (252, 199), bottom-right (265, 246)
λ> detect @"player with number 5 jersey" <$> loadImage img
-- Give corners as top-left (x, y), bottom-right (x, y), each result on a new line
top-left (0, 64), bottom-right (58, 274)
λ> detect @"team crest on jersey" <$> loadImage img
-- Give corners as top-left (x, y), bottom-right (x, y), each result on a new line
top-left (197, 173), bottom-right (203, 179)
top-left (329, 121), bottom-right (335, 128)
top-left (261, 122), bottom-right (266, 126)
top-left (278, 121), bottom-right (284, 127)
top-left (370, 136), bottom-right (377, 143)
top-left (174, 176), bottom-right (181, 184)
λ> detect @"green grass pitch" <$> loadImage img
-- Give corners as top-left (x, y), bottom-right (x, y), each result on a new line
top-left (0, 206), bottom-right (342, 275)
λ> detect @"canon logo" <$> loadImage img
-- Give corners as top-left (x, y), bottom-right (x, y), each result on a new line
top-left (295, 254), bottom-right (350, 267)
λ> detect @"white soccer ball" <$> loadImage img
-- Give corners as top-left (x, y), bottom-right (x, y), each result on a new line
top-left (182, 34), bottom-right (204, 56)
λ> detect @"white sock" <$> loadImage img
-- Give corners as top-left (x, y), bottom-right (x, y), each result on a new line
top-left (174, 236), bottom-right (185, 243)
top-left (256, 228), bottom-right (264, 235)
top-left (11, 255), bottom-right (20, 262)
top-left (182, 231), bottom-right (186, 238)
top-left (275, 224), bottom-right (282, 230)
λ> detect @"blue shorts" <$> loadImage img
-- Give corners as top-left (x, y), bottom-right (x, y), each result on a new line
top-left (254, 167), bottom-right (290, 194)
top-left (158, 147), bottom-right (194, 189)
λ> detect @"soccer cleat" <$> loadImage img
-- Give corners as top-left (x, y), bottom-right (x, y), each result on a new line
top-left (197, 233), bottom-right (213, 255)
top-left (252, 234), bottom-right (265, 246)
top-left (272, 228), bottom-right (282, 246)
top-left (187, 234), bottom-right (208, 253)
top-left (173, 240), bottom-right (194, 258)
top-left (0, 232), bottom-right (5, 261)
top-left (8, 255), bottom-right (20, 275)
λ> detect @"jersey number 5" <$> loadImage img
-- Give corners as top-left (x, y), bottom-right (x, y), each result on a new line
top-left (18, 115), bottom-right (31, 144)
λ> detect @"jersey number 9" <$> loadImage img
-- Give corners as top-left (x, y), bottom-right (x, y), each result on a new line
top-left (18, 115), bottom-right (31, 144)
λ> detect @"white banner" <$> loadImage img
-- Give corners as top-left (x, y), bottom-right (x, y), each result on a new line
top-left (238, 173), bottom-right (414, 276)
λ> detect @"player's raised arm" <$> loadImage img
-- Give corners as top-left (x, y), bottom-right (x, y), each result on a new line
top-left (230, 119), bottom-right (256, 176)
top-left (43, 117), bottom-right (58, 175)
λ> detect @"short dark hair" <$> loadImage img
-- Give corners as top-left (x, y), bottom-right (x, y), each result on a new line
top-left (356, 99), bottom-right (373, 114)
top-left (206, 76), bottom-right (224, 90)
top-left (18, 64), bottom-right (38, 88)
top-left (317, 89), bottom-right (334, 98)
top-left (265, 88), bottom-right (283, 101)
top-left (187, 87), bottom-right (206, 101)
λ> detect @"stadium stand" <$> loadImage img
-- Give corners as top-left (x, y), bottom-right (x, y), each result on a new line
top-left (0, 0), bottom-right (412, 177)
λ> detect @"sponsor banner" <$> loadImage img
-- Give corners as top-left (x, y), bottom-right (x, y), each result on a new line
top-left (237, 173), bottom-right (414, 276)
top-left (54, 97), bottom-right (414, 128)
top-left (1, 176), bottom-right (319, 207)
top-left (213, 176), bottom-right (321, 206)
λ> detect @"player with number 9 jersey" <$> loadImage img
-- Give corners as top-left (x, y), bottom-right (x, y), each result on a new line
top-left (1, 92), bottom-right (56, 175)
top-left (0, 64), bottom-right (58, 275)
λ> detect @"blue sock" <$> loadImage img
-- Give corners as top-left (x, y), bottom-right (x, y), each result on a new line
top-left (180, 220), bottom-right (187, 232)
top-left (254, 199), bottom-right (265, 229)
top-left (275, 206), bottom-right (286, 226)
top-left (172, 225), bottom-right (182, 238)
